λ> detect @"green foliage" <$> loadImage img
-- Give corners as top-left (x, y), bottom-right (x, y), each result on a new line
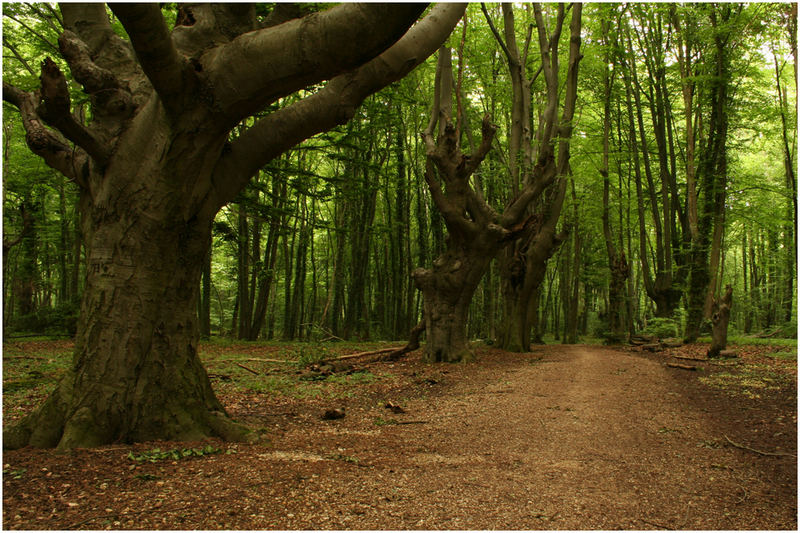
top-left (2, 3), bottom-right (795, 351)
top-left (126, 444), bottom-right (223, 463)
top-left (641, 317), bottom-right (681, 339)
top-left (10, 302), bottom-right (79, 336)
top-left (2, 466), bottom-right (27, 479)
top-left (294, 344), bottom-right (332, 367)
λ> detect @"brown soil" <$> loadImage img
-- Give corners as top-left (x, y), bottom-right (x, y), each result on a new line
top-left (3, 343), bottom-right (797, 530)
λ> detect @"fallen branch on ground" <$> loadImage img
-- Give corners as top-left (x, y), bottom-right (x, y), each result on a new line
top-left (235, 362), bottom-right (259, 375)
top-left (672, 355), bottom-right (708, 362)
top-left (312, 321), bottom-right (426, 372)
top-left (329, 346), bottom-right (405, 362)
top-left (724, 435), bottom-right (796, 458)
top-left (666, 362), bottom-right (697, 371)
top-left (223, 357), bottom-right (292, 364)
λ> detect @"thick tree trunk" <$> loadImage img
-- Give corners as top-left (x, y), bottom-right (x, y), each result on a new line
top-left (708, 285), bottom-right (733, 358)
top-left (4, 2), bottom-right (465, 450)
top-left (685, 238), bottom-right (710, 343)
top-left (413, 250), bottom-right (491, 363)
top-left (5, 192), bottom-right (250, 449)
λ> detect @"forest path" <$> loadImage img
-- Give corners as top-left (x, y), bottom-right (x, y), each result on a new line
top-left (268, 344), bottom-right (795, 529)
top-left (3, 343), bottom-right (796, 529)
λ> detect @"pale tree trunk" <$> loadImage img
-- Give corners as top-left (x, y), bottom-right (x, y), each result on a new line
top-left (4, 2), bottom-right (466, 449)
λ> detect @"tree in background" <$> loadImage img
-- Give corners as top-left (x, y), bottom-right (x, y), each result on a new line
top-left (3, 3), bottom-right (466, 450)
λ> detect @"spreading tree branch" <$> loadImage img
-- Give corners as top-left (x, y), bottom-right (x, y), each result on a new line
top-left (480, 3), bottom-right (513, 65)
top-left (3, 36), bottom-right (36, 76)
top-left (57, 30), bottom-right (133, 118)
top-left (204, 3), bottom-right (427, 123)
top-left (3, 80), bottom-right (88, 186)
top-left (37, 58), bottom-right (110, 164)
top-left (5, 12), bottom-right (59, 53)
top-left (109, 4), bottom-right (189, 114)
top-left (211, 3), bottom-right (467, 209)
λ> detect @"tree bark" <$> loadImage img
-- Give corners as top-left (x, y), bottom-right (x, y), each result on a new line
top-left (4, 3), bottom-right (466, 449)
top-left (5, 156), bottom-right (250, 449)
top-left (708, 285), bottom-right (733, 358)
top-left (685, 5), bottom-right (736, 342)
top-left (492, 3), bottom-right (583, 352)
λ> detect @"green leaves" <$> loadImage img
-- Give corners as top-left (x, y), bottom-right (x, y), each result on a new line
top-left (126, 445), bottom-right (223, 463)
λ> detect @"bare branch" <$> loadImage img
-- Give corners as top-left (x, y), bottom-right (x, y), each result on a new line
top-left (27, 3), bottom-right (63, 34)
top-left (3, 36), bottom-right (36, 76)
top-left (109, 4), bottom-right (189, 114)
top-left (480, 3), bottom-right (512, 64)
top-left (463, 114), bottom-right (497, 177)
top-left (211, 3), bottom-right (467, 209)
top-left (423, 159), bottom-right (476, 237)
top-left (4, 12), bottom-right (58, 53)
top-left (60, 3), bottom-right (147, 107)
top-left (204, 3), bottom-right (427, 124)
top-left (61, 3), bottom-right (120, 55)
top-left (42, 3), bottom-right (64, 30)
top-left (37, 58), bottom-right (110, 164)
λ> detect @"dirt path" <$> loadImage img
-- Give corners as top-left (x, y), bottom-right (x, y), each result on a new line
top-left (270, 344), bottom-right (795, 530)
top-left (3, 344), bottom-right (797, 529)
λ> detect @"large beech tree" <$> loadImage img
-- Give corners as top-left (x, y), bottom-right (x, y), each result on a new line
top-left (483, 3), bottom-right (584, 352)
top-left (3, 2), bottom-right (466, 450)
top-left (414, 1), bottom-right (582, 362)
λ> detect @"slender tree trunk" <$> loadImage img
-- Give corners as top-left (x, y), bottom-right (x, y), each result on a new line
top-left (200, 248), bottom-right (211, 338)
top-left (600, 16), bottom-right (629, 343)
top-left (685, 6), bottom-right (736, 342)
top-left (236, 202), bottom-right (251, 339)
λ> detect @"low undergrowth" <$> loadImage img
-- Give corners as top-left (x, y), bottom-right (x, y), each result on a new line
top-left (2, 338), bottom-right (396, 425)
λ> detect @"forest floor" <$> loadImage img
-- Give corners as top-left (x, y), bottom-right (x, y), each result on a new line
top-left (2, 337), bottom-right (797, 530)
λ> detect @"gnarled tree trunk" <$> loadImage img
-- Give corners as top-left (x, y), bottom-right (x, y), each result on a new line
top-left (413, 47), bottom-right (538, 363)
top-left (491, 3), bottom-right (583, 352)
top-left (3, 3), bottom-right (466, 449)
top-left (708, 285), bottom-right (733, 358)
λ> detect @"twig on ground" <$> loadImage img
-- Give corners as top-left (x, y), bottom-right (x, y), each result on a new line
top-left (235, 362), bottom-right (259, 375)
top-left (641, 518), bottom-right (676, 530)
top-left (735, 484), bottom-right (749, 504)
top-left (724, 435), bottom-right (796, 457)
